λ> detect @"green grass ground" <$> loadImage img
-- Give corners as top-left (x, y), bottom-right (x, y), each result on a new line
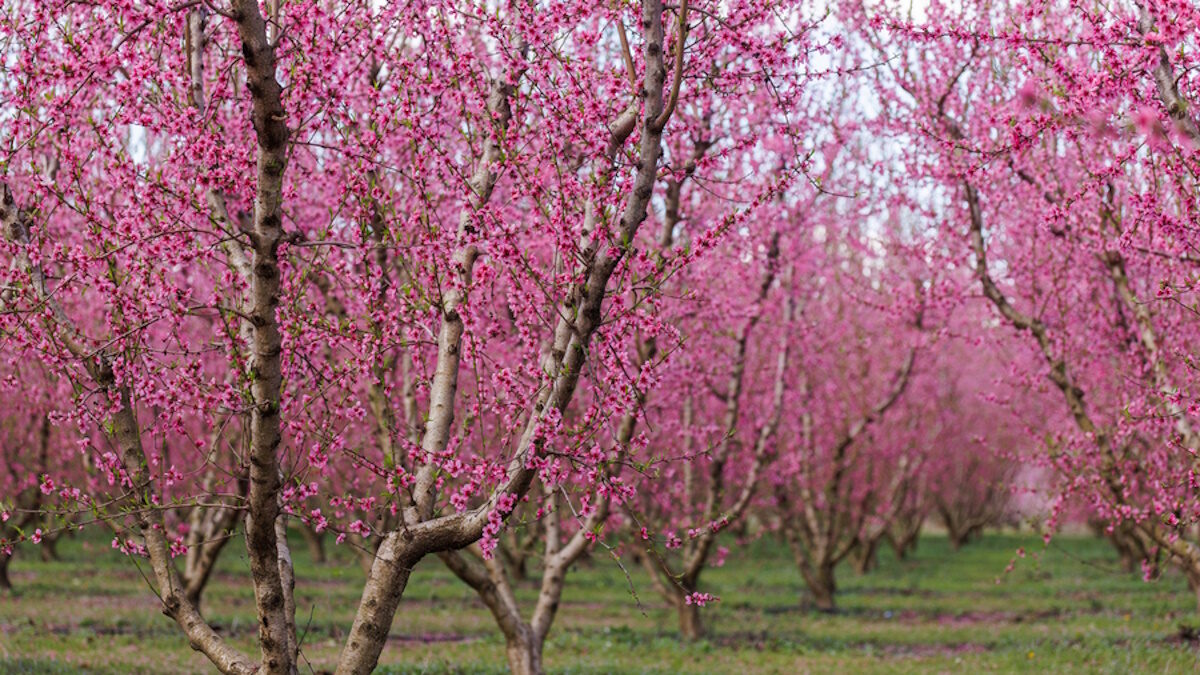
top-left (1, 530), bottom-right (1198, 673)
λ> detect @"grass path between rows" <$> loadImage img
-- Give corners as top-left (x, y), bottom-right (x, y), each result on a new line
top-left (2, 530), bottom-right (1199, 673)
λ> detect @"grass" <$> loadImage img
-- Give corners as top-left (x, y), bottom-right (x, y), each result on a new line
top-left (2, 529), bottom-right (1199, 673)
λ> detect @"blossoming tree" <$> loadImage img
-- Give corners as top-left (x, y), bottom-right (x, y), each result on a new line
top-left (861, 0), bottom-right (1200, 607)
top-left (1, 0), bottom-right (818, 672)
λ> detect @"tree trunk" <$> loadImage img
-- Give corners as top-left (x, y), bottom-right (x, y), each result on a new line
top-left (504, 627), bottom-right (545, 675)
top-left (440, 544), bottom-right (560, 675)
top-left (183, 518), bottom-right (239, 613)
top-left (807, 563), bottom-right (837, 612)
top-left (513, 553), bottom-right (529, 582)
top-left (889, 532), bottom-right (914, 560)
top-left (39, 533), bottom-right (60, 562)
top-left (0, 553), bottom-right (12, 592)
top-left (499, 540), bottom-right (529, 584)
top-left (940, 505), bottom-right (970, 551)
top-left (299, 524), bottom-right (326, 564)
top-left (184, 570), bottom-right (211, 612)
top-left (851, 538), bottom-right (878, 575)
top-left (1105, 523), bottom-right (1154, 576)
top-left (677, 597), bottom-right (705, 641)
top-left (1117, 548), bottom-right (1138, 574)
top-left (1185, 566), bottom-right (1200, 614)
top-left (947, 525), bottom-right (969, 551)
top-left (1108, 526), bottom-right (1137, 574)
top-left (888, 518), bottom-right (921, 560)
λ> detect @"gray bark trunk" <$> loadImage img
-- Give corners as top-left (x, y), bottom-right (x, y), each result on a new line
top-left (677, 596), bottom-right (704, 641)
top-left (504, 627), bottom-right (545, 675)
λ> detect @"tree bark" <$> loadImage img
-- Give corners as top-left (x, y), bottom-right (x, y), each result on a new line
top-left (499, 525), bottom-right (537, 585)
top-left (228, 1), bottom-right (296, 670)
top-left (887, 519), bottom-right (921, 560)
top-left (1115, 545), bottom-right (1138, 574)
top-left (948, 530), bottom-right (968, 551)
top-left (955, 166), bottom-right (1200, 612)
top-left (644, 239), bottom-right (791, 643)
top-left (335, 2), bottom-right (676, 670)
top-left (337, 534), bottom-right (419, 674)
top-left (440, 548), bottom-right (551, 675)
top-left (3, 183), bottom-right (260, 675)
top-left (38, 533), bottom-right (59, 562)
top-left (677, 595), bottom-right (704, 641)
top-left (184, 549), bottom-right (219, 610)
top-left (503, 626), bottom-right (545, 675)
top-left (1186, 567), bottom-right (1200, 615)
top-left (806, 563), bottom-right (838, 613)
top-left (183, 505), bottom-right (241, 611)
top-left (940, 504), bottom-right (975, 551)
top-left (0, 553), bottom-right (11, 592)
top-left (850, 537), bottom-right (879, 575)
top-left (299, 524), bottom-right (326, 565)
top-left (1101, 521), bottom-right (1159, 577)
top-left (896, 537), bottom-right (916, 558)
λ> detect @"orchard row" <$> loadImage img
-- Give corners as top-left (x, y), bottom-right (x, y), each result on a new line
top-left (1, 1), bottom-right (1198, 674)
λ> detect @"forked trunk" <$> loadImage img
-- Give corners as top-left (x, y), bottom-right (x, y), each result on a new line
top-left (184, 573), bottom-right (210, 611)
top-left (940, 505), bottom-right (974, 551)
top-left (947, 526), bottom-right (970, 551)
top-left (1105, 523), bottom-right (1155, 576)
top-left (850, 538), bottom-right (879, 575)
top-left (503, 626), bottom-right (545, 675)
top-left (499, 540), bottom-right (529, 584)
top-left (512, 553), bottom-right (529, 583)
top-left (184, 553), bottom-right (218, 611)
top-left (888, 520), bottom-right (921, 560)
top-left (1115, 545), bottom-right (1139, 574)
top-left (438, 544), bottom-right (563, 675)
top-left (182, 517), bottom-right (240, 612)
top-left (807, 563), bottom-right (837, 612)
